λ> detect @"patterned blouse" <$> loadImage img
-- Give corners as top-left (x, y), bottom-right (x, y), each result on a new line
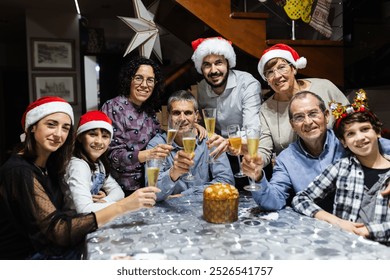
top-left (101, 95), bottom-right (161, 192)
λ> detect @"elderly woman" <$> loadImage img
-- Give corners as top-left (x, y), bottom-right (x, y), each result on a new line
top-left (257, 44), bottom-right (349, 167)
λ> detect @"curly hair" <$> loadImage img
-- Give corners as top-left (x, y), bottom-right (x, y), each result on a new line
top-left (333, 110), bottom-right (383, 140)
top-left (117, 56), bottom-right (164, 114)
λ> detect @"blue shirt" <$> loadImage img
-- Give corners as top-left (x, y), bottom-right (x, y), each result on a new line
top-left (252, 129), bottom-right (390, 211)
top-left (146, 133), bottom-right (234, 201)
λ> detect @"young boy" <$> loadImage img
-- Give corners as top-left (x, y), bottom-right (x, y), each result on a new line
top-left (292, 89), bottom-right (390, 246)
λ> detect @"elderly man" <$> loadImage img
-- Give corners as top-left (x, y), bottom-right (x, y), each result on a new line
top-left (146, 90), bottom-right (234, 201)
top-left (241, 91), bottom-right (390, 211)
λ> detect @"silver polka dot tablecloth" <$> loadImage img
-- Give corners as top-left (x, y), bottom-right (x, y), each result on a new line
top-left (85, 193), bottom-right (390, 260)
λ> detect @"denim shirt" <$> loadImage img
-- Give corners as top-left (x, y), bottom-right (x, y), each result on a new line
top-left (146, 133), bottom-right (234, 201)
top-left (252, 129), bottom-right (390, 211)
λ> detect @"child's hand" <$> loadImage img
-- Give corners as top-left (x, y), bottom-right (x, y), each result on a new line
top-left (92, 191), bottom-right (107, 203)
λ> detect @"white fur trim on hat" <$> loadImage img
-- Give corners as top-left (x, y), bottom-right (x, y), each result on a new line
top-left (258, 50), bottom-right (307, 81)
top-left (191, 38), bottom-right (236, 74)
top-left (24, 101), bottom-right (74, 131)
top-left (77, 120), bottom-right (113, 139)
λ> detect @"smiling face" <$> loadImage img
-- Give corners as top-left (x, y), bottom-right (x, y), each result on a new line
top-left (170, 100), bottom-right (198, 137)
top-left (78, 128), bottom-right (111, 162)
top-left (264, 58), bottom-right (296, 96)
top-left (129, 64), bottom-right (155, 106)
top-left (201, 54), bottom-right (229, 94)
top-left (340, 121), bottom-right (381, 158)
top-left (289, 94), bottom-right (329, 145)
top-left (31, 112), bottom-right (72, 157)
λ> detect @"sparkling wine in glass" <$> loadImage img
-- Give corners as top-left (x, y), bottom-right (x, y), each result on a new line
top-left (146, 158), bottom-right (161, 187)
top-left (163, 117), bottom-right (181, 166)
top-left (202, 108), bottom-right (218, 163)
top-left (243, 125), bottom-right (261, 191)
top-left (227, 124), bottom-right (246, 178)
top-left (182, 127), bottom-right (196, 182)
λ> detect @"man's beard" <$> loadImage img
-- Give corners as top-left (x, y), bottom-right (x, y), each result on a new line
top-left (205, 72), bottom-right (228, 89)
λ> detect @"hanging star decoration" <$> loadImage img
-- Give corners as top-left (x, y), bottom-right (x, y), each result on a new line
top-left (118, 0), bottom-right (163, 63)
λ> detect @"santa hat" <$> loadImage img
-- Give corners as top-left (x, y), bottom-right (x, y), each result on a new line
top-left (191, 37), bottom-right (236, 74)
top-left (21, 96), bottom-right (74, 134)
top-left (77, 110), bottom-right (113, 139)
top-left (257, 44), bottom-right (307, 81)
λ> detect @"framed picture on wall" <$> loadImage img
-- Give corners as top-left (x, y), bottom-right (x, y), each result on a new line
top-left (31, 38), bottom-right (75, 70)
top-left (32, 74), bottom-right (77, 104)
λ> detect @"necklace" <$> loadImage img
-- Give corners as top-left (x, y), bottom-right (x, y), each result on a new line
top-left (33, 162), bottom-right (48, 176)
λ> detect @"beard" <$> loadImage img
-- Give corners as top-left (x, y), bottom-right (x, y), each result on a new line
top-left (205, 71), bottom-right (228, 89)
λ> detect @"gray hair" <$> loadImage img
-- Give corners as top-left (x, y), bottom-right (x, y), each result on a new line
top-left (288, 91), bottom-right (327, 119)
top-left (167, 90), bottom-right (198, 113)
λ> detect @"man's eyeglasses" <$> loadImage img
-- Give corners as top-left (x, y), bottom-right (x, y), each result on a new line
top-left (291, 110), bottom-right (322, 123)
top-left (132, 75), bottom-right (156, 87)
top-left (264, 63), bottom-right (291, 80)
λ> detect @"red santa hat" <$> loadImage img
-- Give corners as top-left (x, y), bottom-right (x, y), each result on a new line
top-left (21, 96), bottom-right (74, 132)
top-left (77, 110), bottom-right (113, 139)
top-left (257, 44), bottom-right (307, 81)
top-left (191, 37), bottom-right (236, 74)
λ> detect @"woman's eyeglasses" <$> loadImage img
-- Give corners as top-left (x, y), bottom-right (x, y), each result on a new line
top-left (132, 75), bottom-right (156, 87)
top-left (264, 63), bottom-right (291, 80)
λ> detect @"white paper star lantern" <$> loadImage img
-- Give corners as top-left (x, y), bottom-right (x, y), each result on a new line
top-left (118, 0), bottom-right (163, 63)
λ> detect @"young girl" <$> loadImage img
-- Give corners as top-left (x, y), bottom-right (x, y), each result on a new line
top-left (0, 96), bottom-right (159, 259)
top-left (292, 90), bottom-right (390, 245)
top-left (65, 110), bottom-right (125, 213)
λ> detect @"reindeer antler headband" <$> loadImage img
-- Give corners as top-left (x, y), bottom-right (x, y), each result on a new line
top-left (329, 89), bottom-right (369, 129)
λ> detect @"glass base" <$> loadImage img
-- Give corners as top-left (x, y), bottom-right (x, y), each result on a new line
top-left (234, 172), bottom-right (247, 178)
top-left (182, 174), bottom-right (196, 182)
top-left (243, 184), bottom-right (261, 192)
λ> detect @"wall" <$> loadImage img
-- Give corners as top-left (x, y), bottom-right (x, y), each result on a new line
top-left (25, 9), bottom-right (82, 122)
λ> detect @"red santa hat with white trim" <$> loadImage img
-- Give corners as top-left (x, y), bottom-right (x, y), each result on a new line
top-left (76, 110), bottom-right (113, 140)
top-left (191, 37), bottom-right (236, 74)
top-left (257, 44), bottom-right (307, 81)
top-left (21, 96), bottom-right (74, 141)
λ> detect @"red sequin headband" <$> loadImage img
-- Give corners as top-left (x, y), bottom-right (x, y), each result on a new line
top-left (329, 89), bottom-right (369, 129)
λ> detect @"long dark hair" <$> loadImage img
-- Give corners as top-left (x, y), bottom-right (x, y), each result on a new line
top-left (16, 120), bottom-right (74, 180)
top-left (73, 129), bottom-right (111, 179)
top-left (118, 56), bottom-right (164, 114)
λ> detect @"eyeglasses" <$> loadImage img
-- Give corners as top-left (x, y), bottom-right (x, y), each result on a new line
top-left (132, 75), bottom-right (156, 87)
top-left (264, 63), bottom-right (291, 80)
top-left (291, 110), bottom-right (322, 123)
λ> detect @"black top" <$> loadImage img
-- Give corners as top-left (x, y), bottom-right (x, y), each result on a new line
top-left (0, 154), bottom-right (98, 259)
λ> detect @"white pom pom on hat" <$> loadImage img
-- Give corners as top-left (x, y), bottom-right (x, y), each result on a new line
top-left (191, 37), bottom-right (236, 74)
top-left (76, 110), bottom-right (113, 139)
top-left (257, 44), bottom-right (307, 81)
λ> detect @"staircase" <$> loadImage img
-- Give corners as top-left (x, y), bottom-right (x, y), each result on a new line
top-left (157, 0), bottom-right (344, 87)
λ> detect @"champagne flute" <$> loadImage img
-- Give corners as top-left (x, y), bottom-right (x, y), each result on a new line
top-left (146, 157), bottom-right (162, 187)
top-left (227, 124), bottom-right (246, 178)
top-left (202, 108), bottom-right (218, 163)
top-left (162, 116), bottom-right (181, 166)
top-left (182, 126), bottom-right (196, 182)
top-left (243, 125), bottom-right (261, 191)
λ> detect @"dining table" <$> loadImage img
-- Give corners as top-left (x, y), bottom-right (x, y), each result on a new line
top-left (85, 192), bottom-right (390, 260)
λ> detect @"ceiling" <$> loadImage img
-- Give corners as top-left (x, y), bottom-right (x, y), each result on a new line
top-left (0, 0), bottom-right (149, 43)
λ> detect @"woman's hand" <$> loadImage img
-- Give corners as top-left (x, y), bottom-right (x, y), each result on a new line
top-left (122, 186), bottom-right (160, 211)
top-left (140, 144), bottom-right (172, 163)
top-left (194, 123), bottom-right (207, 141)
